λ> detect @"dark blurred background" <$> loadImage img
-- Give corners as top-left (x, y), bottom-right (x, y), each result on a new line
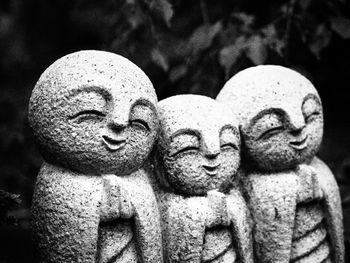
top-left (0, 0), bottom-right (349, 262)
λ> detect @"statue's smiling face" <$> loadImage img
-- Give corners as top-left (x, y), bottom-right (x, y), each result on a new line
top-left (58, 86), bottom-right (158, 175)
top-left (156, 95), bottom-right (240, 196)
top-left (216, 65), bottom-right (324, 172)
top-left (242, 93), bottom-right (323, 171)
top-left (29, 51), bottom-right (158, 175)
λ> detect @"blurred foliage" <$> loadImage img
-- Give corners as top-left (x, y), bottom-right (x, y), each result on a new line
top-left (0, 190), bottom-right (20, 227)
top-left (103, 0), bottom-right (350, 98)
top-left (0, 0), bottom-right (350, 262)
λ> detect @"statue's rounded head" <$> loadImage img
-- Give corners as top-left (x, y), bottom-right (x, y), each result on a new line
top-left (217, 65), bottom-right (323, 172)
top-left (155, 95), bottom-right (240, 196)
top-left (28, 50), bottom-right (159, 175)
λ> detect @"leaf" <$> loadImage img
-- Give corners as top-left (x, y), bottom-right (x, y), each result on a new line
top-left (169, 65), bottom-right (188, 82)
top-left (262, 24), bottom-right (285, 57)
top-left (331, 17), bottom-right (350, 39)
top-left (151, 48), bottom-right (169, 71)
top-left (245, 35), bottom-right (267, 65)
top-left (0, 190), bottom-right (21, 211)
top-left (219, 36), bottom-right (246, 77)
top-left (0, 190), bottom-right (21, 226)
top-left (262, 24), bottom-right (277, 39)
top-left (271, 39), bottom-right (284, 57)
top-left (142, 0), bottom-right (173, 27)
top-left (189, 21), bottom-right (223, 57)
top-left (231, 12), bottom-right (254, 32)
top-left (308, 24), bottom-right (332, 59)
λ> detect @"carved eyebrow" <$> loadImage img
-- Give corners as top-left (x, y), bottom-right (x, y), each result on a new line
top-left (170, 129), bottom-right (200, 142)
top-left (219, 124), bottom-right (239, 136)
top-left (302, 93), bottom-right (321, 107)
top-left (131, 98), bottom-right (156, 113)
top-left (67, 85), bottom-right (112, 102)
top-left (247, 108), bottom-right (285, 130)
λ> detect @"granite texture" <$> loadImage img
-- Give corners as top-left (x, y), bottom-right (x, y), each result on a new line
top-left (29, 50), bottom-right (163, 263)
top-left (153, 95), bottom-right (253, 263)
top-left (28, 52), bottom-right (344, 263)
top-left (217, 65), bottom-right (344, 263)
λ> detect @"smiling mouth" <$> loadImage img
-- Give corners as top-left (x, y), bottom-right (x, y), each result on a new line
top-left (290, 135), bottom-right (308, 150)
top-left (102, 136), bottom-right (126, 151)
top-left (202, 163), bottom-right (221, 176)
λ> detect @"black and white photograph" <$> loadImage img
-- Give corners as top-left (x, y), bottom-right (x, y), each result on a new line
top-left (0, 0), bottom-right (349, 262)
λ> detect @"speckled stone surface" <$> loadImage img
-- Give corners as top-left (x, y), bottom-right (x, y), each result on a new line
top-left (217, 65), bottom-right (344, 263)
top-left (29, 50), bottom-right (163, 263)
top-left (153, 95), bottom-right (253, 263)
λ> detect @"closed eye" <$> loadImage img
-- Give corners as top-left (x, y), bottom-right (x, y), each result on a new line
top-left (257, 126), bottom-right (284, 140)
top-left (305, 112), bottom-right (320, 122)
top-left (130, 119), bottom-right (150, 131)
top-left (69, 110), bottom-right (105, 119)
top-left (220, 143), bottom-right (238, 150)
top-left (170, 146), bottom-right (199, 157)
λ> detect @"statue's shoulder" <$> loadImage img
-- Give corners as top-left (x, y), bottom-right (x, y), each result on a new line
top-left (310, 157), bottom-right (337, 182)
top-left (34, 162), bottom-right (103, 208)
top-left (242, 169), bottom-right (299, 192)
top-left (36, 162), bottom-right (102, 186)
top-left (310, 156), bottom-right (332, 173)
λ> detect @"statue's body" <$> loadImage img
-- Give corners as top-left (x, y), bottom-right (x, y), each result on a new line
top-left (217, 65), bottom-right (344, 263)
top-left (153, 95), bottom-right (253, 263)
top-left (29, 50), bottom-right (163, 263)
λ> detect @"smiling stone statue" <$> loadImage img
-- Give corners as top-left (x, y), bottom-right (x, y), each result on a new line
top-left (153, 95), bottom-right (253, 263)
top-left (29, 50), bottom-right (162, 263)
top-left (217, 65), bottom-right (344, 263)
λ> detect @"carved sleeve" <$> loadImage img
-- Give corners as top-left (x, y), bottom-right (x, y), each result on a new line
top-left (100, 174), bottom-right (134, 221)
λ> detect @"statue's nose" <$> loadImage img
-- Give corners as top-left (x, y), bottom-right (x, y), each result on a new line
top-left (108, 111), bottom-right (129, 132)
top-left (289, 112), bottom-right (306, 136)
top-left (203, 136), bottom-right (220, 159)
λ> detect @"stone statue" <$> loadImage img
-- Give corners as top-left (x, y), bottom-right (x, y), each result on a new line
top-left (29, 50), bottom-right (163, 263)
top-left (216, 65), bottom-right (344, 263)
top-left (152, 95), bottom-right (253, 263)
